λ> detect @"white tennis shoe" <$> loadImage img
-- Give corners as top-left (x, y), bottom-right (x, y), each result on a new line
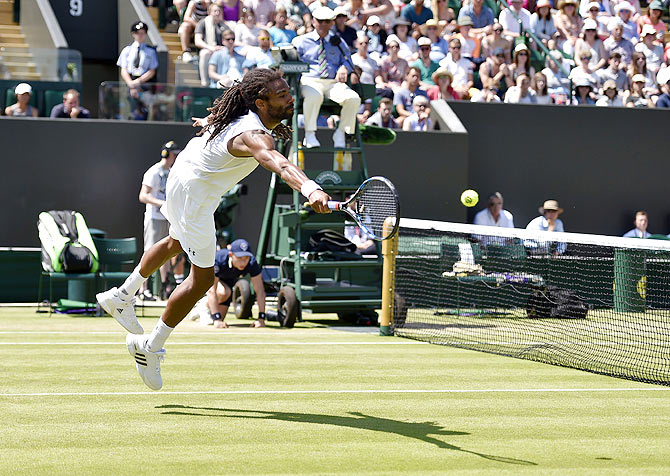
top-left (96, 287), bottom-right (143, 334)
top-left (126, 334), bottom-right (165, 390)
top-left (303, 131), bottom-right (321, 148)
top-left (333, 128), bottom-right (346, 148)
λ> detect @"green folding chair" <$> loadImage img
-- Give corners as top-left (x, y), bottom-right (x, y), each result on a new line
top-left (93, 237), bottom-right (143, 316)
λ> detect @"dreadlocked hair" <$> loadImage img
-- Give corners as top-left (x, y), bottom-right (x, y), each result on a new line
top-left (197, 68), bottom-right (293, 143)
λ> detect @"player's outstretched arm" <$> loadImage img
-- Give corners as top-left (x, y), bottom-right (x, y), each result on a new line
top-left (235, 130), bottom-right (331, 213)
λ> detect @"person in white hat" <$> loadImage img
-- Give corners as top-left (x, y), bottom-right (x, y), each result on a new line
top-left (526, 200), bottom-right (567, 255)
top-left (4, 83), bottom-right (38, 117)
top-left (364, 14), bottom-right (387, 62)
top-left (581, 1), bottom-right (610, 38)
top-left (614, 1), bottom-right (638, 42)
top-left (595, 79), bottom-right (624, 106)
top-left (574, 18), bottom-right (607, 71)
top-left (291, 6), bottom-right (361, 149)
top-left (624, 73), bottom-right (654, 107)
top-left (635, 24), bottom-right (664, 74)
top-left (655, 67), bottom-right (670, 108)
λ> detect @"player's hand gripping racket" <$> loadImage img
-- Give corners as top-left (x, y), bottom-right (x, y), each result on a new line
top-left (306, 176), bottom-right (400, 240)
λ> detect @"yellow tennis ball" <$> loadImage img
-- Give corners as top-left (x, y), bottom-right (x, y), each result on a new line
top-left (460, 189), bottom-right (479, 207)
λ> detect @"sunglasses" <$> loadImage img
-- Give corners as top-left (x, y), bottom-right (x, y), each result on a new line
top-left (258, 37), bottom-right (270, 40)
top-left (518, 52), bottom-right (528, 56)
top-left (450, 45), bottom-right (461, 49)
top-left (496, 53), bottom-right (505, 57)
top-left (388, 44), bottom-right (399, 49)
top-left (316, 19), bottom-right (332, 23)
top-left (223, 37), bottom-right (235, 41)
top-left (494, 28), bottom-right (503, 32)
top-left (420, 46), bottom-right (431, 50)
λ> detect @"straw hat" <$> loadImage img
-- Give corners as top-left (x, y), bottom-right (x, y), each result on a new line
top-left (558, 0), bottom-right (577, 9)
top-left (420, 18), bottom-right (441, 36)
top-left (432, 66), bottom-right (453, 84)
top-left (539, 200), bottom-right (563, 215)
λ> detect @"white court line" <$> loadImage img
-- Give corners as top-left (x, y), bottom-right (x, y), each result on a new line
top-left (0, 387), bottom-right (668, 397)
top-left (0, 341), bottom-right (424, 346)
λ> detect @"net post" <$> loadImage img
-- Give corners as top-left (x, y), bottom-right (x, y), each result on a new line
top-left (380, 217), bottom-right (398, 336)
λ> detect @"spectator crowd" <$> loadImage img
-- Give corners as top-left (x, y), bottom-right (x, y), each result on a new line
top-left (166, 0), bottom-right (670, 114)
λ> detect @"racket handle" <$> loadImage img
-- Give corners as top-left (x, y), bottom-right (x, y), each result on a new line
top-left (302, 201), bottom-right (342, 210)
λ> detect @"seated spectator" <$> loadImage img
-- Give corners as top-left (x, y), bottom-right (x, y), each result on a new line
top-left (49, 89), bottom-right (90, 118)
top-left (470, 85), bottom-right (502, 102)
top-left (614, 1), bottom-right (638, 43)
top-left (479, 47), bottom-right (513, 97)
top-left (282, 0), bottom-right (310, 25)
top-left (604, 18), bottom-right (634, 67)
top-left (572, 77), bottom-right (597, 104)
top-left (342, 0), bottom-right (365, 30)
top-left (637, 0), bottom-right (667, 38)
top-left (499, 0), bottom-right (531, 41)
top-left (421, 19), bottom-right (449, 62)
top-left (530, 0), bottom-right (557, 50)
top-left (364, 15), bottom-right (388, 62)
top-left (474, 192), bottom-right (514, 227)
top-left (579, 0), bottom-right (612, 19)
top-left (292, 6), bottom-right (361, 149)
top-left (245, 0), bottom-right (276, 27)
top-left (179, 0), bottom-right (211, 62)
top-left (393, 66), bottom-right (429, 126)
top-left (624, 73), bottom-right (655, 107)
top-left (235, 7), bottom-right (262, 46)
top-left (433, 0), bottom-right (456, 29)
top-left (345, 225), bottom-right (376, 255)
top-left (542, 50), bottom-right (570, 100)
top-left (366, 97), bottom-right (399, 128)
top-left (352, 32), bottom-right (386, 92)
top-left (526, 200), bottom-right (567, 255)
top-left (635, 25), bottom-right (664, 75)
top-left (510, 43), bottom-right (535, 82)
top-left (427, 67), bottom-right (460, 100)
top-left (194, 3), bottom-right (231, 86)
top-left (582, 1), bottom-right (611, 39)
top-left (392, 19), bottom-right (419, 61)
top-left (4, 82), bottom-right (38, 117)
top-left (269, 7), bottom-right (297, 46)
top-left (165, 0), bottom-right (188, 33)
top-left (554, 0), bottom-right (582, 56)
top-left (208, 30), bottom-right (246, 87)
top-left (379, 35), bottom-right (410, 91)
top-left (220, 0), bottom-right (244, 24)
top-left (439, 37), bottom-right (474, 98)
top-left (595, 79), bottom-right (624, 105)
top-left (533, 72), bottom-right (552, 104)
top-left (569, 48), bottom-right (600, 88)
top-left (402, 94), bottom-right (432, 130)
top-left (458, 0), bottom-right (495, 37)
top-left (623, 211), bottom-right (652, 238)
top-left (413, 37), bottom-right (441, 87)
top-left (655, 67), bottom-right (670, 108)
top-left (575, 18), bottom-right (607, 71)
top-left (332, 7), bottom-right (357, 49)
top-left (481, 22), bottom-right (511, 63)
top-left (628, 52), bottom-right (660, 98)
top-left (452, 16), bottom-right (481, 60)
top-left (401, 0), bottom-right (434, 28)
top-left (524, 200), bottom-right (567, 255)
top-left (504, 73), bottom-right (537, 103)
top-left (244, 29), bottom-right (274, 68)
top-left (596, 51), bottom-right (628, 91)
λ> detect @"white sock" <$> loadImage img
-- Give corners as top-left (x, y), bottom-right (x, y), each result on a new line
top-left (118, 267), bottom-right (147, 301)
top-left (146, 319), bottom-right (174, 352)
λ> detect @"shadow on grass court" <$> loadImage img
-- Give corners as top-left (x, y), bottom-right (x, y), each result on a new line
top-left (157, 405), bottom-right (536, 466)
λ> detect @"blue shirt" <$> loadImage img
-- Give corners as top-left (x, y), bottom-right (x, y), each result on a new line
top-left (117, 41), bottom-right (159, 77)
top-left (400, 3), bottom-right (433, 25)
top-left (525, 216), bottom-right (566, 254)
top-left (214, 250), bottom-right (262, 282)
top-left (208, 48), bottom-right (246, 87)
top-left (656, 93), bottom-right (670, 108)
top-left (623, 228), bottom-right (651, 238)
top-left (269, 26), bottom-right (297, 47)
top-left (292, 31), bottom-right (353, 79)
top-left (458, 4), bottom-right (495, 29)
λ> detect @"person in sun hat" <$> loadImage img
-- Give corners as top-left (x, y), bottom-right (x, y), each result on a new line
top-left (635, 24), bottom-right (664, 74)
top-left (624, 73), bottom-right (654, 107)
top-left (614, 1), bottom-right (638, 42)
top-left (530, 0), bottom-right (557, 49)
top-left (574, 18), bottom-right (607, 71)
top-left (427, 66), bottom-right (460, 100)
top-left (526, 200), bottom-right (567, 255)
top-left (581, 1), bottom-right (610, 38)
top-left (595, 79), bottom-right (624, 106)
top-left (4, 82), bottom-right (38, 117)
top-left (572, 75), bottom-right (597, 104)
top-left (654, 67), bottom-right (670, 108)
top-left (412, 36), bottom-right (441, 86)
top-left (554, 0), bottom-right (582, 55)
top-left (637, 0), bottom-right (667, 38)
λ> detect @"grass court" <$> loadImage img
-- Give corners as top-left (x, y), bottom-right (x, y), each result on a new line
top-left (1, 306), bottom-right (670, 475)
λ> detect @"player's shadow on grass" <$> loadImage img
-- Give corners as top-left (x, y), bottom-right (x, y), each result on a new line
top-left (156, 404), bottom-right (535, 466)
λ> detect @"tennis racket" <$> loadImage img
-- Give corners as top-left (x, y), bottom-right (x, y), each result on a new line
top-left (306, 176), bottom-right (400, 241)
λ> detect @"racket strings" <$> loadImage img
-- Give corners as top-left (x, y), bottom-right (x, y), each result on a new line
top-left (358, 180), bottom-right (399, 239)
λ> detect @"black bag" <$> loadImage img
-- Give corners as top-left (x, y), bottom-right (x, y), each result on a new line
top-left (526, 286), bottom-right (588, 319)
top-left (309, 229), bottom-right (357, 254)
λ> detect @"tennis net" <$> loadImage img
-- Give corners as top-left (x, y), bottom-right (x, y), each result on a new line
top-left (391, 218), bottom-right (670, 386)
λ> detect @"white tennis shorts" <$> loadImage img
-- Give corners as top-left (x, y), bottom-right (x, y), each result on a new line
top-left (161, 173), bottom-right (217, 269)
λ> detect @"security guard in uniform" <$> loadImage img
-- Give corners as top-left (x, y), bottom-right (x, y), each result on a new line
top-left (117, 21), bottom-right (159, 120)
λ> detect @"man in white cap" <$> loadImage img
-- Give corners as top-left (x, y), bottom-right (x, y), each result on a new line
top-left (614, 1), bottom-right (638, 42)
top-left (292, 6), bottom-right (361, 149)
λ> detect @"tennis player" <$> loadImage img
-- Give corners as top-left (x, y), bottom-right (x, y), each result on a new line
top-left (97, 68), bottom-right (331, 390)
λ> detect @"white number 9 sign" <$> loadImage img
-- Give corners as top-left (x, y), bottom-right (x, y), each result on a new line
top-left (69, 0), bottom-right (83, 16)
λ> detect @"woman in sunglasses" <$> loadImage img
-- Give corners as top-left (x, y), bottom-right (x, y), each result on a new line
top-left (481, 21), bottom-right (511, 63)
top-left (530, 0), bottom-right (557, 49)
top-left (575, 18), bottom-right (607, 71)
top-left (510, 43), bottom-right (535, 82)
